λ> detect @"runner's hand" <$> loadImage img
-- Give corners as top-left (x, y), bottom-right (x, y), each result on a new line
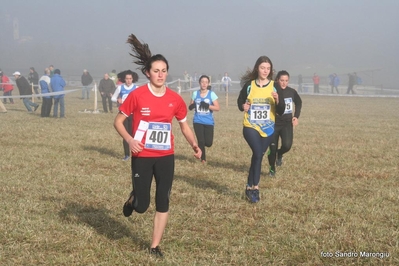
top-left (192, 145), bottom-right (202, 159)
top-left (271, 91), bottom-right (278, 103)
top-left (292, 117), bottom-right (299, 127)
top-left (128, 138), bottom-right (144, 153)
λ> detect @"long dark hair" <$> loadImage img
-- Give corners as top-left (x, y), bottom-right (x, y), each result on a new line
top-left (117, 70), bottom-right (139, 83)
top-left (127, 34), bottom-right (169, 78)
top-left (240, 56), bottom-right (273, 85)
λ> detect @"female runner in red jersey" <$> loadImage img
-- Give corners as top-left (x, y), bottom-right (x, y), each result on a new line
top-left (114, 34), bottom-right (201, 258)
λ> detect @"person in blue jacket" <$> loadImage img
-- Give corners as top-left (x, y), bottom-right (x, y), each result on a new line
top-left (330, 73), bottom-right (340, 94)
top-left (50, 69), bottom-right (66, 118)
top-left (188, 75), bottom-right (220, 163)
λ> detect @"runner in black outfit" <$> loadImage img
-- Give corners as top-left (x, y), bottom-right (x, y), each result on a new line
top-left (268, 70), bottom-right (302, 177)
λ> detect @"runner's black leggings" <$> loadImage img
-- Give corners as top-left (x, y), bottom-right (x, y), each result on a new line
top-left (268, 122), bottom-right (293, 167)
top-left (193, 123), bottom-right (214, 161)
top-left (243, 127), bottom-right (272, 187)
top-left (130, 155), bottom-right (174, 213)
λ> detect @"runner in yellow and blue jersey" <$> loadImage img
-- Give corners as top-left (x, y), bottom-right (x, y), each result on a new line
top-left (237, 56), bottom-right (285, 203)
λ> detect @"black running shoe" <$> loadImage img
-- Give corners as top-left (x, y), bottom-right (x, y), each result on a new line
top-left (245, 188), bottom-right (253, 202)
top-left (122, 192), bottom-right (134, 217)
top-left (269, 166), bottom-right (276, 177)
top-left (149, 246), bottom-right (163, 258)
top-left (276, 157), bottom-right (283, 166)
top-left (252, 189), bottom-right (260, 203)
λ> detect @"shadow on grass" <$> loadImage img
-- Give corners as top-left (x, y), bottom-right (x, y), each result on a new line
top-left (174, 154), bottom-right (271, 189)
top-left (175, 154), bottom-right (248, 174)
top-left (83, 145), bottom-right (120, 158)
top-left (4, 107), bottom-right (33, 113)
top-left (53, 199), bottom-right (148, 248)
top-left (174, 173), bottom-right (241, 198)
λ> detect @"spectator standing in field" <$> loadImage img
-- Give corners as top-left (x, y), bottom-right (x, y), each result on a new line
top-left (188, 75), bottom-right (220, 163)
top-left (312, 73), bottom-right (320, 93)
top-left (331, 73), bottom-right (340, 94)
top-left (114, 34), bottom-right (201, 258)
top-left (13, 71), bottom-right (40, 113)
top-left (98, 73), bottom-right (116, 113)
top-left (81, 69), bottom-right (93, 99)
top-left (346, 73), bottom-right (356, 94)
top-left (50, 69), bottom-right (66, 118)
top-left (237, 56), bottom-right (285, 203)
top-left (353, 72), bottom-right (360, 92)
top-left (267, 70), bottom-right (302, 177)
top-left (297, 74), bottom-right (303, 92)
top-left (183, 70), bottom-right (190, 90)
top-left (329, 74), bottom-right (334, 92)
top-left (28, 67), bottom-right (40, 99)
top-left (0, 71), bottom-right (7, 112)
top-left (49, 65), bottom-right (55, 78)
top-left (221, 72), bottom-right (232, 92)
top-left (192, 72), bottom-right (198, 82)
top-left (109, 69), bottom-right (117, 85)
top-left (1, 71), bottom-right (14, 104)
top-left (112, 70), bottom-right (138, 161)
top-left (39, 68), bottom-right (52, 117)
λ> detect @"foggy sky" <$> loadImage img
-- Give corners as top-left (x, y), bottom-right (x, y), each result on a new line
top-left (1, 0), bottom-right (398, 88)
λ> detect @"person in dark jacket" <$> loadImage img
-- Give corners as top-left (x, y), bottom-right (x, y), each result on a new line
top-left (346, 72), bottom-right (356, 94)
top-left (267, 70), bottom-right (302, 177)
top-left (28, 67), bottom-right (40, 99)
top-left (13, 71), bottom-right (39, 113)
top-left (81, 69), bottom-right (93, 99)
top-left (98, 73), bottom-right (116, 113)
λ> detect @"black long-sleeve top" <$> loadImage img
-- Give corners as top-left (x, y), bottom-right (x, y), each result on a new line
top-left (28, 71), bottom-right (39, 85)
top-left (16, 76), bottom-right (31, 95)
top-left (275, 85), bottom-right (302, 125)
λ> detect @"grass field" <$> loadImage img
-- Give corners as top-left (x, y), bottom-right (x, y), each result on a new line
top-left (1, 89), bottom-right (398, 265)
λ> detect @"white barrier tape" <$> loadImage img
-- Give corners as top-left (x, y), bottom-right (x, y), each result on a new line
top-left (166, 80), bottom-right (179, 85)
top-left (67, 85), bottom-right (95, 88)
top-left (0, 89), bottom-right (80, 99)
top-left (0, 82), bottom-right (96, 88)
top-left (2, 78), bottom-right (397, 99)
top-left (183, 86), bottom-right (201, 92)
top-left (299, 92), bottom-right (399, 98)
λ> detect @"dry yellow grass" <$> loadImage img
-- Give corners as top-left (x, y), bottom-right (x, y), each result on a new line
top-left (1, 89), bottom-right (398, 265)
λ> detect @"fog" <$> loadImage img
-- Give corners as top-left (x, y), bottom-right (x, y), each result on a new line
top-left (1, 0), bottom-right (398, 88)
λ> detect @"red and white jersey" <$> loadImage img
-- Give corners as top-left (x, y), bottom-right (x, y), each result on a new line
top-left (119, 83), bottom-right (188, 157)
